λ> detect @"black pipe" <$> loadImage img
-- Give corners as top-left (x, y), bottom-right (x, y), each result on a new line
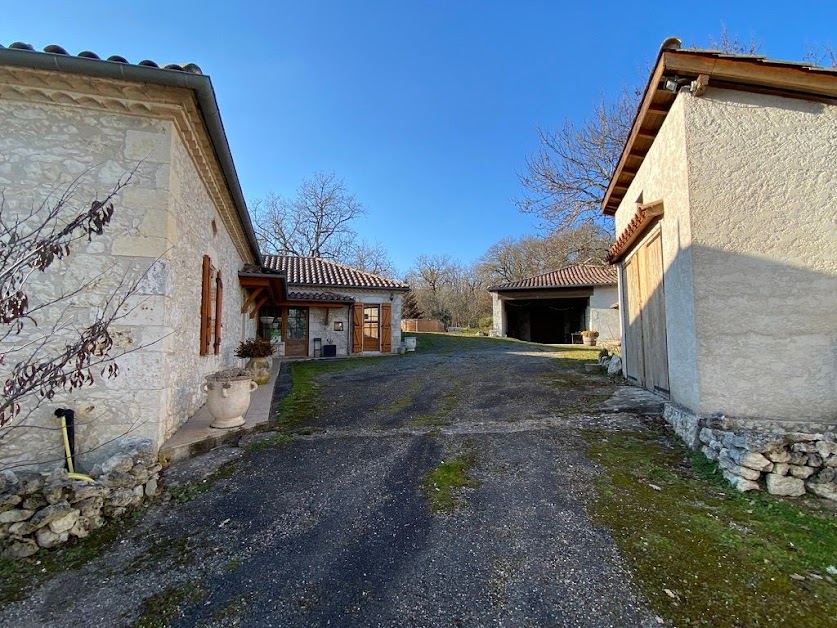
top-left (54, 408), bottom-right (75, 472)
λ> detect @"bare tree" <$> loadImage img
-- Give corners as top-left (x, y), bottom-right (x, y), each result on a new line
top-left (517, 29), bottom-right (762, 233)
top-left (479, 224), bottom-right (612, 285)
top-left (346, 239), bottom-right (396, 278)
top-left (804, 44), bottom-right (837, 68)
top-left (705, 24), bottom-right (761, 55)
top-left (0, 173), bottom-right (154, 431)
top-left (251, 172), bottom-right (366, 260)
top-left (516, 91), bottom-right (636, 232)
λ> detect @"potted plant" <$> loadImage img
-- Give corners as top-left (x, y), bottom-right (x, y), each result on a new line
top-left (581, 330), bottom-right (599, 347)
top-left (201, 368), bottom-right (257, 429)
top-left (235, 338), bottom-right (274, 385)
top-left (322, 336), bottom-right (337, 358)
top-left (403, 336), bottom-right (417, 352)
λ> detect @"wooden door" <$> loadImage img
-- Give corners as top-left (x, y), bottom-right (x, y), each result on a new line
top-left (284, 307), bottom-right (309, 357)
top-left (622, 229), bottom-right (670, 395)
top-left (362, 305), bottom-right (380, 351)
top-left (381, 303), bottom-right (392, 353)
top-left (352, 303), bottom-right (363, 353)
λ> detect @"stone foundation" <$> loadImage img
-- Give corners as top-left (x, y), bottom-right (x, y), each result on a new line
top-left (0, 438), bottom-right (160, 558)
top-left (663, 404), bottom-right (837, 501)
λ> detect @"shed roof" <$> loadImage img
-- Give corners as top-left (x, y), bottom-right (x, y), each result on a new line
top-left (263, 255), bottom-right (409, 291)
top-left (602, 38), bottom-right (837, 215)
top-left (488, 264), bottom-right (616, 292)
top-left (0, 41), bottom-right (261, 262)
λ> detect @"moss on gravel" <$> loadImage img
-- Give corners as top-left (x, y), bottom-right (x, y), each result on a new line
top-left (582, 425), bottom-right (837, 626)
top-left (134, 580), bottom-right (206, 628)
top-left (422, 446), bottom-right (480, 512)
top-left (278, 358), bottom-right (382, 431)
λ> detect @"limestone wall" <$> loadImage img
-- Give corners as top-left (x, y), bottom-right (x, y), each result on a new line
top-left (0, 97), bottom-right (174, 471)
top-left (0, 77), bottom-right (256, 472)
top-left (613, 94), bottom-right (700, 410)
top-left (307, 305), bottom-right (352, 356)
top-left (684, 88), bottom-right (837, 422)
top-left (161, 133), bottom-right (256, 442)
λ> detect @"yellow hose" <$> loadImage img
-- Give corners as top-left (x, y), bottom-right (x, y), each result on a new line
top-left (61, 415), bottom-right (93, 482)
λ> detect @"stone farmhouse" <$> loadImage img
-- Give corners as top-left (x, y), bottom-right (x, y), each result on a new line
top-left (604, 39), bottom-right (837, 495)
top-left (0, 43), bottom-right (406, 474)
top-left (258, 255), bottom-right (408, 357)
top-left (488, 265), bottom-right (619, 344)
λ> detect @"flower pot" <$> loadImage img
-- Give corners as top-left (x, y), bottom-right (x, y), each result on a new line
top-left (246, 356), bottom-right (272, 385)
top-left (202, 370), bottom-right (257, 429)
top-left (582, 337), bottom-right (597, 346)
top-left (404, 337), bottom-right (417, 352)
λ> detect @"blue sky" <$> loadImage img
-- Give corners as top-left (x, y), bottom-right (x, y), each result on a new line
top-left (3, 1), bottom-right (836, 275)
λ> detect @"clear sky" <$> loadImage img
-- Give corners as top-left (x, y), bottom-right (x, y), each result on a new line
top-left (3, 1), bottom-right (835, 275)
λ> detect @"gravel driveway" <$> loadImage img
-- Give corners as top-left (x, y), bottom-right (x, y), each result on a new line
top-left (0, 335), bottom-right (659, 627)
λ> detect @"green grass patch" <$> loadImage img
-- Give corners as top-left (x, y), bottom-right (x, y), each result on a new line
top-left (244, 431), bottom-right (293, 451)
top-left (0, 508), bottom-right (144, 607)
top-left (422, 447), bottom-right (480, 512)
top-left (582, 427), bottom-right (837, 626)
top-left (165, 460), bottom-right (240, 504)
top-left (278, 358), bottom-right (382, 431)
top-left (134, 580), bottom-right (206, 628)
top-left (410, 382), bottom-right (461, 427)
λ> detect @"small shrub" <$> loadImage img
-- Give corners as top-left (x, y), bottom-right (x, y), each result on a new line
top-left (235, 338), bottom-right (274, 358)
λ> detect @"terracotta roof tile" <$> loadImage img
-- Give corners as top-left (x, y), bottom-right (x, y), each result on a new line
top-left (288, 290), bottom-right (354, 303)
top-left (2, 41), bottom-right (203, 74)
top-left (489, 264), bottom-right (616, 291)
top-left (263, 256), bottom-right (409, 291)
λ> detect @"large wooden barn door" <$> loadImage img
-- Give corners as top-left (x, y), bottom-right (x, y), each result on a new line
top-left (623, 229), bottom-right (669, 395)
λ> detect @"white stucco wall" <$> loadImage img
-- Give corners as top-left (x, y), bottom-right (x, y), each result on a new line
top-left (588, 286), bottom-right (620, 341)
top-left (684, 88), bottom-right (837, 422)
top-left (0, 83), bottom-right (256, 471)
top-left (613, 94), bottom-right (700, 410)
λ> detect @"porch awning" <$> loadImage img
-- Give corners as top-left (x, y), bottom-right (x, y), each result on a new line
top-left (238, 266), bottom-right (287, 319)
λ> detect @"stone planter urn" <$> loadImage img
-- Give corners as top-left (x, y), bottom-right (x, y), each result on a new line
top-left (404, 337), bottom-right (417, 352)
top-left (246, 357), bottom-right (272, 386)
top-left (202, 368), bottom-right (257, 429)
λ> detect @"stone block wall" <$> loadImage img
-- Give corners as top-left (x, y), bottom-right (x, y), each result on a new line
top-left (0, 438), bottom-right (160, 559)
top-left (664, 405), bottom-right (837, 501)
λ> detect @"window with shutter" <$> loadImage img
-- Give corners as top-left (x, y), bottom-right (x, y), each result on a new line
top-left (200, 256), bottom-right (223, 355)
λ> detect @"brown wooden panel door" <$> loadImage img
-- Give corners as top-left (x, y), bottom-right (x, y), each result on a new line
top-left (362, 305), bottom-right (380, 351)
top-left (352, 303), bottom-right (363, 353)
top-left (622, 228), bottom-right (670, 395)
top-left (641, 231), bottom-right (669, 394)
top-left (381, 303), bottom-right (392, 353)
top-left (623, 255), bottom-right (645, 385)
top-left (284, 307), bottom-right (309, 357)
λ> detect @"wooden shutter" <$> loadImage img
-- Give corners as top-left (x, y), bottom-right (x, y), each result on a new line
top-left (381, 303), bottom-right (392, 353)
top-left (200, 255), bottom-right (212, 355)
top-left (351, 303), bottom-right (363, 353)
top-left (213, 270), bottom-right (223, 355)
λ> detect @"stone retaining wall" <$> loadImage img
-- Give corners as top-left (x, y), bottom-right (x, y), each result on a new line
top-left (0, 438), bottom-right (160, 558)
top-left (663, 405), bottom-right (837, 501)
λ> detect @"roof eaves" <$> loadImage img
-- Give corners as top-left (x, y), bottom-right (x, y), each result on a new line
top-left (0, 43), bottom-right (262, 264)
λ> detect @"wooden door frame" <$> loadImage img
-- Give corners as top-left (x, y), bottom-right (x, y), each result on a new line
top-left (283, 306), bottom-right (310, 357)
top-left (621, 223), bottom-right (670, 396)
top-left (362, 304), bottom-right (381, 352)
